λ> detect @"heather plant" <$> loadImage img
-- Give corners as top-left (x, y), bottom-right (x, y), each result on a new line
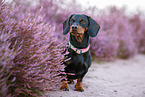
top-left (93, 7), bottom-right (138, 60)
top-left (129, 14), bottom-right (145, 54)
top-left (0, 29), bottom-right (17, 97)
top-left (90, 30), bottom-right (119, 61)
top-left (10, 17), bottom-right (65, 96)
top-left (0, 1), bottom-right (65, 96)
top-left (36, 0), bottom-right (84, 41)
top-left (0, 1), bottom-right (19, 96)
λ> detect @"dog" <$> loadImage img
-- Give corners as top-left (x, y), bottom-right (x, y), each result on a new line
top-left (60, 14), bottom-right (100, 92)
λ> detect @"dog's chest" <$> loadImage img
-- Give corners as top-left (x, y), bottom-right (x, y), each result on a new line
top-left (64, 48), bottom-right (91, 78)
top-left (66, 54), bottom-right (86, 74)
top-left (67, 51), bottom-right (89, 68)
top-left (72, 54), bottom-right (84, 64)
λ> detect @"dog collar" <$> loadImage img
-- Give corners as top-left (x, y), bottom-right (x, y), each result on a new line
top-left (68, 42), bottom-right (90, 54)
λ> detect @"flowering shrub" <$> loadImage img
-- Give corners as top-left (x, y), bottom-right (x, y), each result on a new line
top-left (0, 1), bottom-right (65, 96)
top-left (129, 14), bottom-right (145, 54)
top-left (90, 7), bottom-right (138, 60)
top-left (35, 0), bottom-right (85, 42)
top-left (90, 30), bottom-right (119, 61)
top-left (10, 17), bottom-right (65, 96)
top-left (0, 1), bottom-right (19, 96)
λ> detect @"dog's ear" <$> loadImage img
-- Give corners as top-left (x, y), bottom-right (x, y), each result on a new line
top-left (63, 15), bottom-right (73, 35)
top-left (87, 16), bottom-right (100, 37)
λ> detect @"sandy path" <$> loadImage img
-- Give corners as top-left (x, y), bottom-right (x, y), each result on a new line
top-left (45, 54), bottom-right (145, 97)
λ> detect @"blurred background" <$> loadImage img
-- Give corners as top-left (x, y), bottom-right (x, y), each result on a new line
top-left (5, 0), bottom-right (145, 11)
top-left (78, 0), bottom-right (145, 12)
top-left (0, 0), bottom-right (145, 96)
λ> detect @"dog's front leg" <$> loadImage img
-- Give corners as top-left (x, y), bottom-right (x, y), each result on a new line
top-left (75, 77), bottom-right (84, 92)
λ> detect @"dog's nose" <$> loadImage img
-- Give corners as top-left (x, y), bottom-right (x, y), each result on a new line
top-left (72, 25), bottom-right (78, 30)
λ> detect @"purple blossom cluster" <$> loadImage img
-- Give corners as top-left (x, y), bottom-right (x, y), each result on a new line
top-left (0, 1), bottom-right (65, 96)
top-left (90, 7), bottom-right (145, 60)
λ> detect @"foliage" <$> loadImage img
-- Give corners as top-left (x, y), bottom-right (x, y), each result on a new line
top-left (0, 1), bottom-right (65, 96)
top-left (91, 7), bottom-right (138, 60)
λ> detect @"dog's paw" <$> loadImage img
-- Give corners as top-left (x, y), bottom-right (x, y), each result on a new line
top-left (74, 86), bottom-right (84, 92)
top-left (60, 82), bottom-right (69, 91)
top-left (74, 82), bottom-right (84, 92)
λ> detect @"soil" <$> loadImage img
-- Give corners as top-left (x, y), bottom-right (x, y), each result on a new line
top-left (45, 54), bottom-right (145, 97)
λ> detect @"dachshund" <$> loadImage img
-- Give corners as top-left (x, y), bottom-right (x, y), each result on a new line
top-left (60, 14), bottom-right (100, 92)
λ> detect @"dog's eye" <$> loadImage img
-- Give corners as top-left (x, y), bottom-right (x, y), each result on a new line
top-left (80, 19), bottom-right (85, 24)
top-left (70, 19), bottom-right (75, 23)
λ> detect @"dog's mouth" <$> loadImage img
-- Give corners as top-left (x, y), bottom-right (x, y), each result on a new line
top-left (70, 31), bottom-right (84, 43)
top-left (70, 31), bottom-right (83, 35)
top-left (70, 25), bottom-right (85, 43)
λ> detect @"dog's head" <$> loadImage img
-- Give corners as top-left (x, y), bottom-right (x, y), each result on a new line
top-left (63, 14), bottom-right (100, 42)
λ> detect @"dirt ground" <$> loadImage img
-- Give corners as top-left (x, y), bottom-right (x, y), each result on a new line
top-left (45, 54), bottom-right (145, 97)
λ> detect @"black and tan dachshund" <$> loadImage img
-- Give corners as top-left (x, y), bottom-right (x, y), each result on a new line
top-left (60, 14), bottom-right (100, 92)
